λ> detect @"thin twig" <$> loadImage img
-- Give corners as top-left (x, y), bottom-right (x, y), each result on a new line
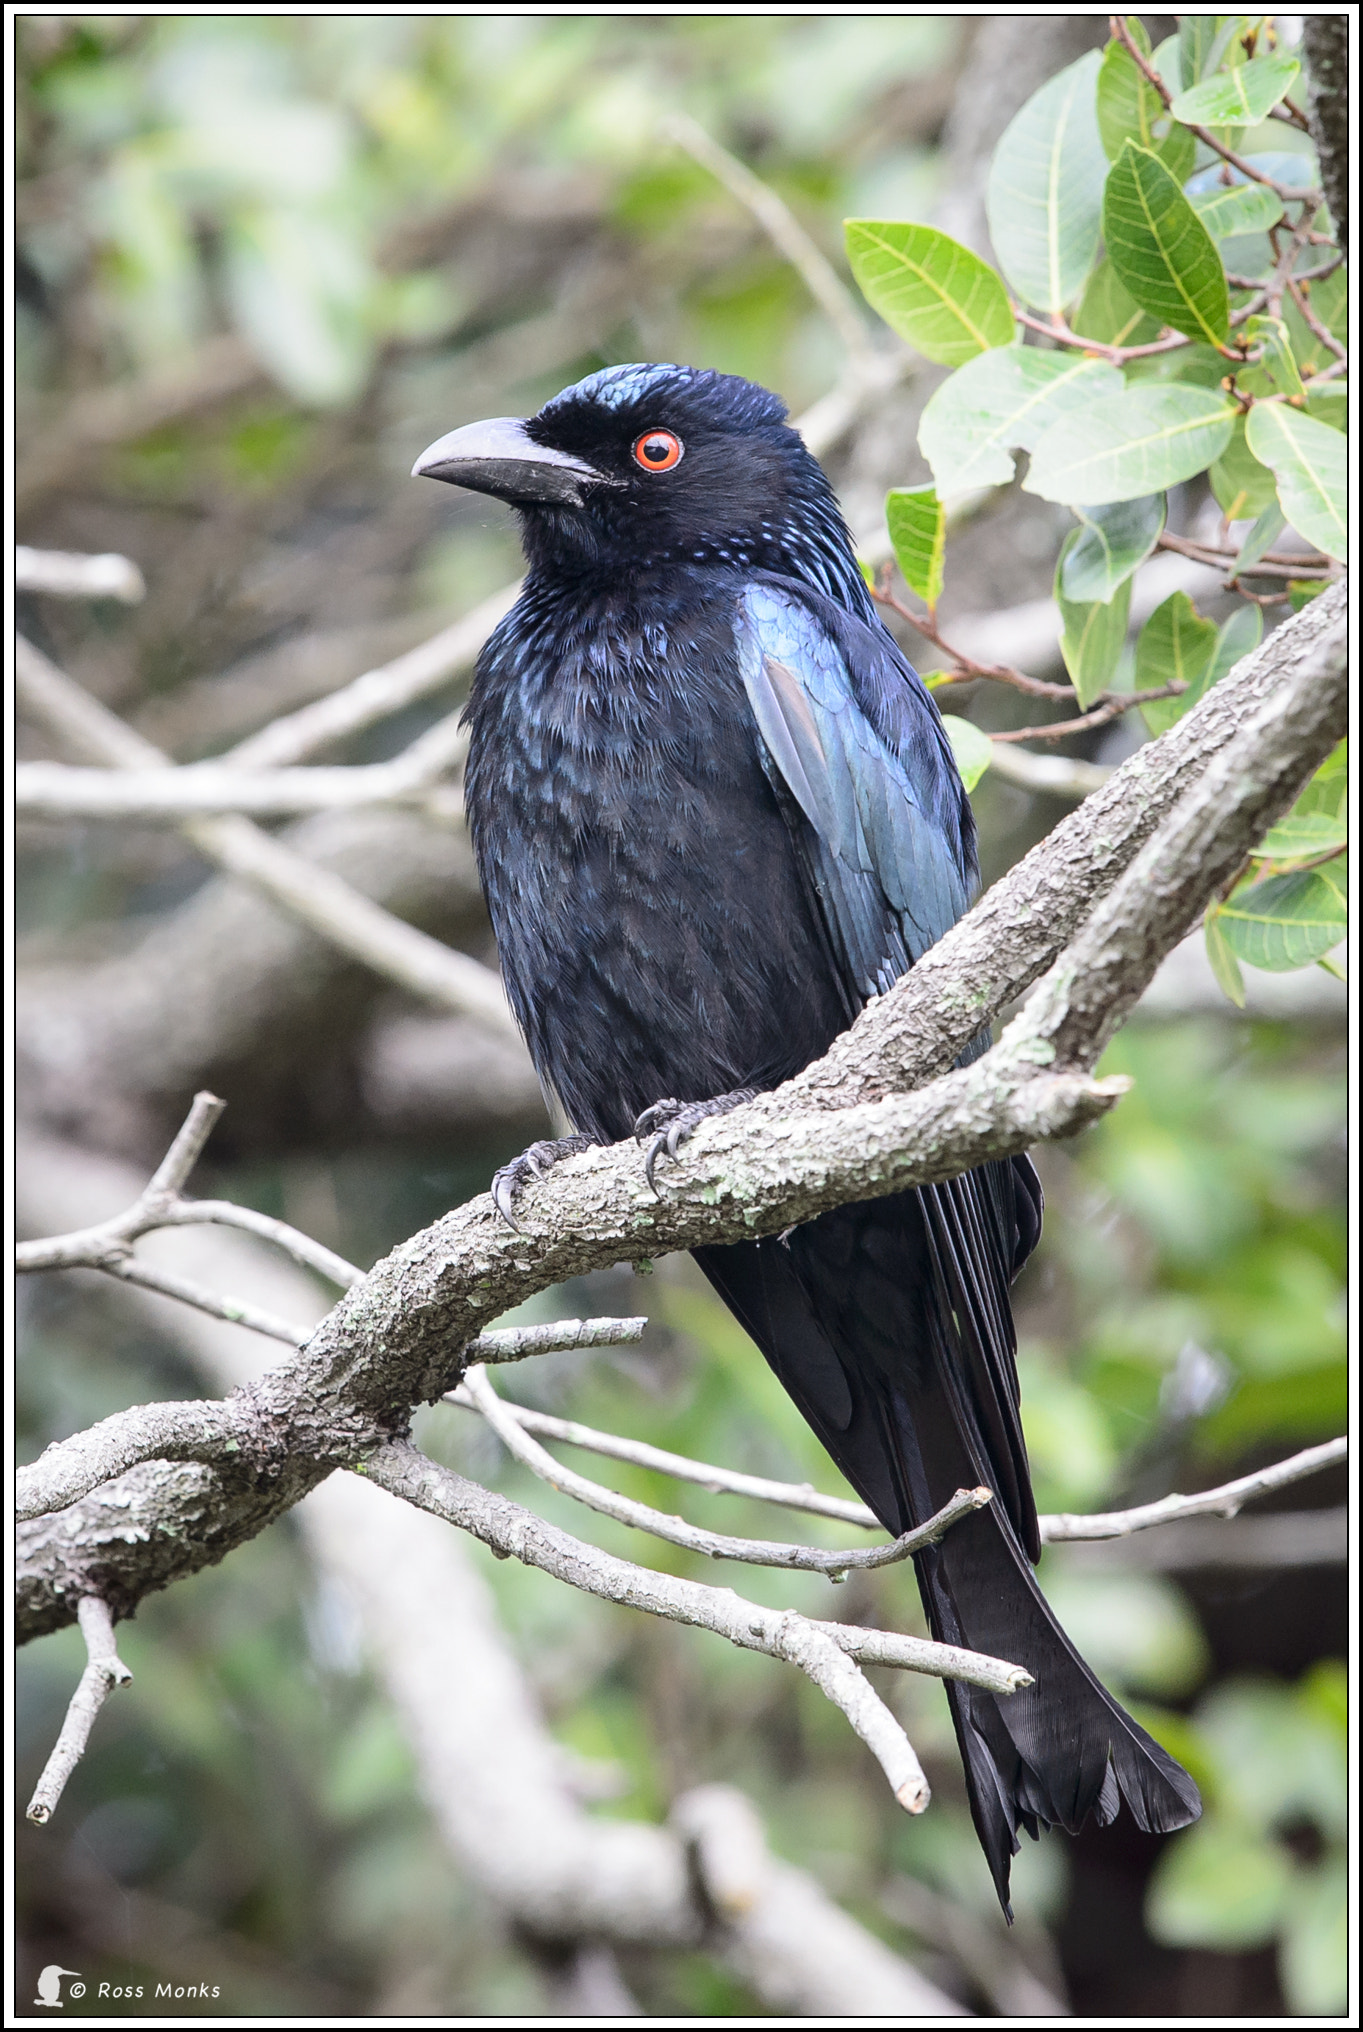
top-left (1010, 306), bottom-right (1194, 364)
top-left (444, 1385), bottom-right (882, 1525)
top-left (14, 1319), bottom-right (651, 1524)
top-left (1156, 531), bottom-right (1336, 580)
top-left (463, 1363), bottom-right (989, 1577)
top-left (1287, 273), bottom-right (1349, 363)
top-left (26, 1599), bottom-right (133, 1824)
top-left (989, 684), bottom-right (1187, 744)
top-left (1040, 1436), bottom-right (1348, 1541)
top-left (16, 1092), bottom-right (360, 1296)
top-left (448, 1388), bottom-right (1348, 1552)
top-left (97, 1254), bottom-right (310, 1345)
top-left (471, 1316), bottom-right (649, 1363)
top-left (661, 111), bottom-right (875, 371)
top-left (367, 1437), bottom-right (1032, 1698)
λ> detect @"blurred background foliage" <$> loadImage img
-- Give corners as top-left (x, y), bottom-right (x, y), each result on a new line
top-left (17, 12), bottom-right (1346, 2020)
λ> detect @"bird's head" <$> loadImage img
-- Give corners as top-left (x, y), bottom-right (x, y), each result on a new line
top-left (413, 362), bottom-right (863, 599)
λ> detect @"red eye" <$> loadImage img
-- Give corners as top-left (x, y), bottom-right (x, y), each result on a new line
top-left (633, 429), bottom-right (683, 472)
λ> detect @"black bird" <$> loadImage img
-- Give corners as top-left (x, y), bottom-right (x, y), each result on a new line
top-left (414, 363), bottom-right (1199, 1911)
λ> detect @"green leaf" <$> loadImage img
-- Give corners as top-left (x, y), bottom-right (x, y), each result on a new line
top-left (844, 220), bottom-right (1015, 365)
top-left (1187, 178), bottom-right (1284, 240)
top-left (885, 486), bottom-right (945, 607)
top-left (1251, 813), bottom-right (1347, 861)
top-left (1025, 383), bottom-right (1235, 505)
top-left (918, 346), bottom-right (1123, 495)
top-left (1056, 529), bottom-right (1132, 708)
top-left (1147, 1820), bottom-right (1294, 1950)
top-left (1137, 590), bottom-right (1219, 733)
top-left (1288, 578), bottom-right (1331, 610)
top-left (1205, 600), bottom-right (1263, 686)
top-left (940, 714), bottom-right (993, 791)
top-left (1103, 143), bottom-right (1230, 345)
top-left (1179, 16), bottom-right (1247, 87)
top-left (1061, 494), bottom-right (1165, 603)
top-left (1209, 414), bottom-right (1278, 519)
top-left (1072, 258), bottom-right (1161, 348)
top-left (1244, 402), bottom-right (1347, 560)
top-left (1234, 500), bottom-right (1285, 574)
top-left (1219, 859), bottom-right (1348, 971)
top-left (1204, 911), bottom-right (1247, 1005)
top-left (985, 49), bottom-right (1106, 313)
top-left (1254, 740), bottom-right (1348, 858)
top-left (1292, 738), bottom-right (1347, 820)
top-left (1152, 599), bottom-right (1262, 736)
top-left (1280, 1862), bottom-right (1348, 2018)
top-left (1171, 52), bottom-right (1301, 128)
top-left (1097, 27), bottom-right (1194, 181)
top-left (1237, 314), bottom-right (1306, 400)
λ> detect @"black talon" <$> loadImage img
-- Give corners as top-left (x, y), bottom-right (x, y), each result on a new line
top-left (632, 1089), bottom-right (758, 1195)
top-left (490, 1134), bottom-right (593, 1229)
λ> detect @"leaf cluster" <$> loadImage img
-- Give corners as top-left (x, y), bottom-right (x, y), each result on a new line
top-left (843, 16), bottom-right (1346, 996)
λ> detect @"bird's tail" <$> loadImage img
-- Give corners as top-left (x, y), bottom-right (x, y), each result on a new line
top-left (909, 1482), bottom-right (1200, 1915)
top-left (695, 1174), bottom-right (1200, 1915)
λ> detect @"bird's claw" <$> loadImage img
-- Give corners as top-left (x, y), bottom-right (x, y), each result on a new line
top-left (633, 1090), bottom-right (758, 1196)
top-left (490, 1135), bottom-right (593, 1230)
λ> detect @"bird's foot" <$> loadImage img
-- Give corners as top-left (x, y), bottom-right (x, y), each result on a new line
top-left (633, 1089), bottom-right (758, 1195)
top-left (491, 1134), bottom-right (594, 1230)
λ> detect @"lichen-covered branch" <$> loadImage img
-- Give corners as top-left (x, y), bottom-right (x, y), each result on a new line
top-left (16, 579), bottom-right (1347, 1642)
top-left (25, 1598), bottom-right (134, 1825)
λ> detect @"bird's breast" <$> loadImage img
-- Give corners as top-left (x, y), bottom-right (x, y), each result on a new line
top-left (463, 585), bottom-right (850, 1139)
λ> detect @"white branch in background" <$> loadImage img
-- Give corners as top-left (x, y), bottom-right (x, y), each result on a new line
top-left (463, 1360), bottom-right (990, 1577)
top-left (26, 1598), bottom-right (133, 1824)
top-left (223, 581), bottom-right (519, 770)
top-left (16, 703), bottom-right (472, 820)
top-left (17, 545), bottom-right (147, 603)
top-left (15, 637), bottom-right (520, 1039)
top-left (987, 742), bottom-right (1113, 799)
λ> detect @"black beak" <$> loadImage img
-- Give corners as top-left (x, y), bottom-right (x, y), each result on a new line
top-left (411, 416), bottom-right (616, 507)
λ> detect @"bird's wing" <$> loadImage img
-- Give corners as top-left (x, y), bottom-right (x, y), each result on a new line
top-left (734, 577), bottom-right (1041, 1559)
top-left (734, 579), bottom-right (972, 999)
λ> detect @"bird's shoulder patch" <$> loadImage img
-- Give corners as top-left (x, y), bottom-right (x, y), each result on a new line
top-left (733, 580), bottom-right (972, 996)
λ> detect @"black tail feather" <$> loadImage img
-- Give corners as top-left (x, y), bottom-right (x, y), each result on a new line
top-left (695, 1170), bottom-right (1201, 1916)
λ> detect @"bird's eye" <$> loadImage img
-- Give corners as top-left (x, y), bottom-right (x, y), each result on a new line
top-left (632, 429), bottom-right (683, 472)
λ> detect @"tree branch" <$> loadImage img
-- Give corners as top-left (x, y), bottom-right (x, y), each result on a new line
top-left (17, 1139), bottom-right (964, 2012)
top-left (462, 1359), bottom-right (991, 1577)
top-left (25, 1599), bottom-right (134, 1826)
top-left (16, 636), bottom-right (518, 1039)
top-left (16, 581), bottom-right (1346, 1646)
top-left (1040, 1436), bottom-right (1348, 1541)
top-left (443, 1394), bottom-right (1349, 1553)
top-left (364, 1439), bottom-right (1030, 1702)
